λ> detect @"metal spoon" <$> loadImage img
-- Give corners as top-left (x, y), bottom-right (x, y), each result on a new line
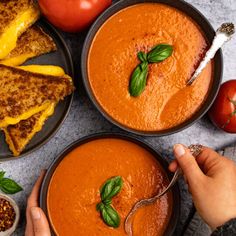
top-left (124, 144), bottom-right (203, 236)
top-left (187, 23), bottom-right (235, 85)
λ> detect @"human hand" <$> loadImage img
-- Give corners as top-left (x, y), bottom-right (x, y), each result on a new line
top-left (25, 170), bottom-right (51, 236)
top-left (169, 144), bottom-right (236, 230)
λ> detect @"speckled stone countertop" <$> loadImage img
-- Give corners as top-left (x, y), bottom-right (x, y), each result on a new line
top-left (1, 0), bottom-right (236, 235)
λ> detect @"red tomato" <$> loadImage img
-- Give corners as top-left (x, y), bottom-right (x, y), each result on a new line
top-left (208, 80), bottom-right (236, 133)
top-left (39, 0), bottom-right (112, 32)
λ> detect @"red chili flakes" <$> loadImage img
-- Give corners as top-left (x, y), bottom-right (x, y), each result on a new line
top-left (0, 198), bottom-right (16, 232)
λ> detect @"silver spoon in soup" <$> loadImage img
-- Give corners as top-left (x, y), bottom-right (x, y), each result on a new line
top-left (124, 144), bottom-right (203, 236)
top-left (187, 22), bottom-right (235, 85)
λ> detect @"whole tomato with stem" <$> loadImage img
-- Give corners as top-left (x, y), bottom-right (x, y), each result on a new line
top-left (39, 0), bottom-right (112, 33)
top-left (208, 80), bottom-right (236, 133)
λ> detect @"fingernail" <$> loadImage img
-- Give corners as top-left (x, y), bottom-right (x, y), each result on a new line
top-left (31, 207), bottom-right (41, 220)
top-left (174, 144), bottom-right (185, 157)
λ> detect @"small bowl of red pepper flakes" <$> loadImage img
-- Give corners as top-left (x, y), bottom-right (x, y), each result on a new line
top-left (0, 194), bottom-right (20, 236)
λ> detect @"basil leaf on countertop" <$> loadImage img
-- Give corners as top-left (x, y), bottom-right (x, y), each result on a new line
top-left (147, 44), bottom-right (173, 63)
top-left (0, 171), bottom-right (5, 181)
top-left (0, 178), bottom-right (23, 194)
top-left (100, 176), bottom-right (123, 201)
top-left (100, 204), bottom-right (121, 228)
top-left (129, 62), bottom-right (148, 97)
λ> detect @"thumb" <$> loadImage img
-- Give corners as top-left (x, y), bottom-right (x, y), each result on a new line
top-left (174, 144), bottom-right (205, 188)
top-left (30, 207), bottom-right (51, 236)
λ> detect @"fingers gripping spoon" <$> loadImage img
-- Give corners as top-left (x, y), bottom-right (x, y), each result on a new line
top-left (124, 144), bottom-right (203, 236)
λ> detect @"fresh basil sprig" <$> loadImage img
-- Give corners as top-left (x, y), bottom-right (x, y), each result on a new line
top-left (0, 171), bottom-right (23, 194)
top-left (137, 51), bottom-right (147, 62)
top-left (100, 176), bottom-right (123, 201)
top-left (97, 203), bottom-right (120, 228)
top-left (147, 44), bottom-right (173, 63)
top-left (96, 176), bottom-right (123, 228)
top-left (129, 43), bottom-right (173, 97)
top-left (129, 62), bottom-right (148, 97)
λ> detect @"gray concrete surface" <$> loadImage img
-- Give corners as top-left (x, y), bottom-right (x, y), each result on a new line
top-left (1, 0), bottom-right (235, 235)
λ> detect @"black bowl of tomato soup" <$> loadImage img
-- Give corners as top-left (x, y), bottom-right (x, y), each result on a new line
top-left (40, 133), bottom-right (180, 235)
top-left (81, 0), bottom-right (223, 136)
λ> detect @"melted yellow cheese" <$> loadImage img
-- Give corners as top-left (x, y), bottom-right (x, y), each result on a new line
top-left (0, 102), bottom-right (52, 128)
top-left (0, 6), bottom-right (40, 59)
top-left (3, 103), bottom-right (55, 156)
top-left (1, 53), bottom-right (35, 66)
top-left (33, 103), bottom-right (55, 132)
top-left (18, 65), bottom-right (66, 76)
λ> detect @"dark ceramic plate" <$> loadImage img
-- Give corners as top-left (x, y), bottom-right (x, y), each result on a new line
top-left (40, 133), bottom-right (180, 236)
top-left (81, 0), bottom-right (223, 137)
top-left (0, 19), bottom-right (74, 161)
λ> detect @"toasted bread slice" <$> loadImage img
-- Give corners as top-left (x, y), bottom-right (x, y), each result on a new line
top-left (0, 0), bottom-right (40, 59)
top-left (3, 65), bottom-right (67, 156)
top-left (0, 26), bottom-right (57, 66)
top-left (0, 64), bottom-right (74, 128)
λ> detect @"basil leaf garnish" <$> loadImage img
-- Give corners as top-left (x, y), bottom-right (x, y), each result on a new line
top-left (96, 199), bottom-right (112, 212)
top-left (100, 176), bottom-right (123, 201)
top-left (147, 44), bottom-right (173, 63)
top-left (129, 43), bottom-right (173, 97)
top-left (97, 176), bottom-right (123, 228)
top-left (103, 198), bottom-right (112, 206)
top-left (96, 202), bottom-right (104, 211)
top-left (129, 62), bottom-right (148, 97)
top-left (0, 178), bottom-right (23, 194)
top-left (101, 204), bottom-right (120, 228)
top-left (137, 51), bottom-right (147, 62)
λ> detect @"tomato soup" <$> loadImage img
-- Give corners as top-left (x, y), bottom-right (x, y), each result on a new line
top-left (47, 138), bottom-right (172, 235)
top-left (88, 3), bottom-right (213, 131)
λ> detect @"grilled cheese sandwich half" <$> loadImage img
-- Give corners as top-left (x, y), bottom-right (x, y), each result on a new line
top-left (0, 26), bottom-right (57, 66)
top-left (0, 0), bottom-right (40, 59)
top-left (0, 64), bottom-right (74, 128)
top-left (3, 103), bottom-right (55, 156)
top-left (3, 65), bottom-right (68, 156)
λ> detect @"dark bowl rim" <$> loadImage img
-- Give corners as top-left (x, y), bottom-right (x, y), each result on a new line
top-left (81, 0), bottom-right (223, 137)
top-left (0, 18), bottom-right (75, 162)
top-left (40, 132), bottom-right (181, 236)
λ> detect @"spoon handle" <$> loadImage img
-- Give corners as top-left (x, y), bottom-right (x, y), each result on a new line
top-left (124, 144), bottom-right (203, 236)
top-left (187, 23), bottom-right (235, 85)
top-left (158, 168), bottom-right (182, 197)
top-left (158, 144), bottom-right (205, 198)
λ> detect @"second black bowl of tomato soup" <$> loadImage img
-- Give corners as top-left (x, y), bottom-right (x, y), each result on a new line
top-left (81, 0), bottom-right (223, 136)
top-left (40, 133), bottom-right (180, 235)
